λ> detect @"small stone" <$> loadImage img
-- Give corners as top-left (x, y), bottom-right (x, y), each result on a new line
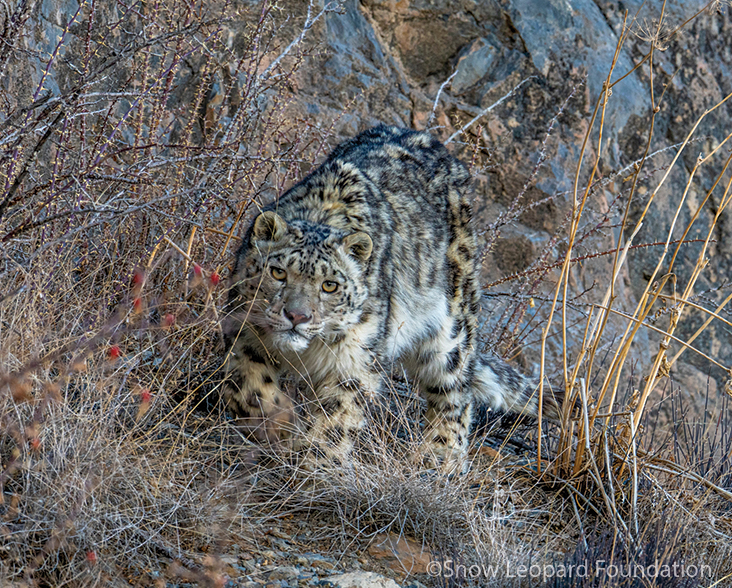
top-left (452, 38), bottom-right (497, 93)
top-left (324, 572), bottom-right (401, 588)
top-left (239, 559), bottom-right (258, 573)
top-left (262, 549), bottom-right (279, 560)
top-left (367, 533), bottom-right (433, 576)
top-left (267, 527), bottom-right (292, 540)
top-left (267, 566), bottom-right (301, 581)
top-left (267, 536), bottom-right (291, 550)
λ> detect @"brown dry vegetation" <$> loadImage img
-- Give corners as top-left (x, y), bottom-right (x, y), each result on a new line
top-left (1, 0), bottom-right (732, 586)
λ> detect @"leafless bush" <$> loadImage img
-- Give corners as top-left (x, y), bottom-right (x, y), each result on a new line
top-left (1, 0), bottom-right (731, 585)
top-left (0, 0), bottom-right (344, 583)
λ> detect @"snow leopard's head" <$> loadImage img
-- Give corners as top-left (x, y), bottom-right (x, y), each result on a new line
top-left (230, 210), bottom-right (372, 353)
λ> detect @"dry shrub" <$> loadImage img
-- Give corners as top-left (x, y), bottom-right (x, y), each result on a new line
top-left (541, 0), bottom-right (732, 532)
top-left (0, 0), bottom-right (342, 583)
top-left (1, 0), bottom-right (731, 586)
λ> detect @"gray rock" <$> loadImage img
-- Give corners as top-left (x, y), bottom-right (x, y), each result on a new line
top-left (452, 38), bottom-right (497, 94)
top-left (268, 566), bottom-right (302, 580)
top-left (323, 572), bottom-right (401, 588)
top-left (503, 0), bottom-right (647, 147)
top-left (6, 0), bottom-right (731, 396)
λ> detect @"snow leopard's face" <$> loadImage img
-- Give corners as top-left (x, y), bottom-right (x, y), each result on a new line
top-left (233, 211), bottom-right (372, 353)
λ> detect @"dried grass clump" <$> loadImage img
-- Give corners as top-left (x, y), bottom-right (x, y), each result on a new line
top-left (306, 1), bottom-right (732, 583)
top-left (1, 0), bottom-right (732, 585)
top-left (475, 1), bottom-right (732, 583)
top-left (246, 394), bottom-right (547, 582)
top-left (0, 0), bottom-right (343, 583)
top-left (541, 1), bottom-right (732, 519)
top-left (1, 376), bottom-right (240, 583)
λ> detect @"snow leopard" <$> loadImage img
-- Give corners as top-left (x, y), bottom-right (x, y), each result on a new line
top-left (222, 125), bottom-right (561, 470)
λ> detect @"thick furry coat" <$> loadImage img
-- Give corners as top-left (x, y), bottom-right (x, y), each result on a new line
top-left (223, 126), bottom-right (558, 469)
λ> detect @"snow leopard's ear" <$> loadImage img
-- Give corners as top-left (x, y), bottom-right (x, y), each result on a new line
top-left (342, 232), bottom-right (372, 262)
top-left (252, 211), bottom-right (287, 242)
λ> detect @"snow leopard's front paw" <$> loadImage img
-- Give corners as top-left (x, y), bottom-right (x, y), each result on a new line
top-left (292, 425), bottom-right (355, 469)
top-left (290, 386), bottom-right (365, 470)
top-left (223, 378), bottom-right (296, 445)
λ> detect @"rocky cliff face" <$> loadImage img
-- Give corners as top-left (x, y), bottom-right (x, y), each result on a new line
top-left (3, 0), bottom-right (730, 402)
top-left (313, 0), bottom-right (732, 403)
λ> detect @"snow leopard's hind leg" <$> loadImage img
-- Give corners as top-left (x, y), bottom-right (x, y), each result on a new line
top-left (403, 315), bottom-right (480, 473)
top-left (403, 152), bottom-right (539, 472)
top-left (407, 331), bottom-right (563, 473)
top-left (400, 161), bottom-right (484, 472)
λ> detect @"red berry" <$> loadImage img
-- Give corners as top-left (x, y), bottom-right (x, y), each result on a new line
top-left (86, 551), bottom-right (97, 564)
top-left (163, 314), bottom-right (175, 328)
top-left (193, 263), bottom-right (202, 277)
top-left (29, 437), bottom-right (41, 451)
top-left (108, 346), bottom-right (121, 360)
top-left (140, 389), bottom-right (152, 403)
top-left (209, 272), bottom-right (221, 287)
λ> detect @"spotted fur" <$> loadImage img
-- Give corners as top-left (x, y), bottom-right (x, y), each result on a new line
top-left (223, 126), bottom-right (560, 470)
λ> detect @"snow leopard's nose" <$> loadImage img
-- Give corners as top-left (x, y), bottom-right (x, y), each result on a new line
top-left (284, 308), bottom-right (312, 326)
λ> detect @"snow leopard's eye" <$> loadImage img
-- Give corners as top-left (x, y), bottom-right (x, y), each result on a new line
top-left (271, 267), bottom-right (287, 281)
top-left (322, 280), bottom-right (338, 293)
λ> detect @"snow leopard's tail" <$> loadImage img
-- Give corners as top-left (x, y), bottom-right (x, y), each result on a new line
top-left (471, 354), bottom-right (565, 433)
